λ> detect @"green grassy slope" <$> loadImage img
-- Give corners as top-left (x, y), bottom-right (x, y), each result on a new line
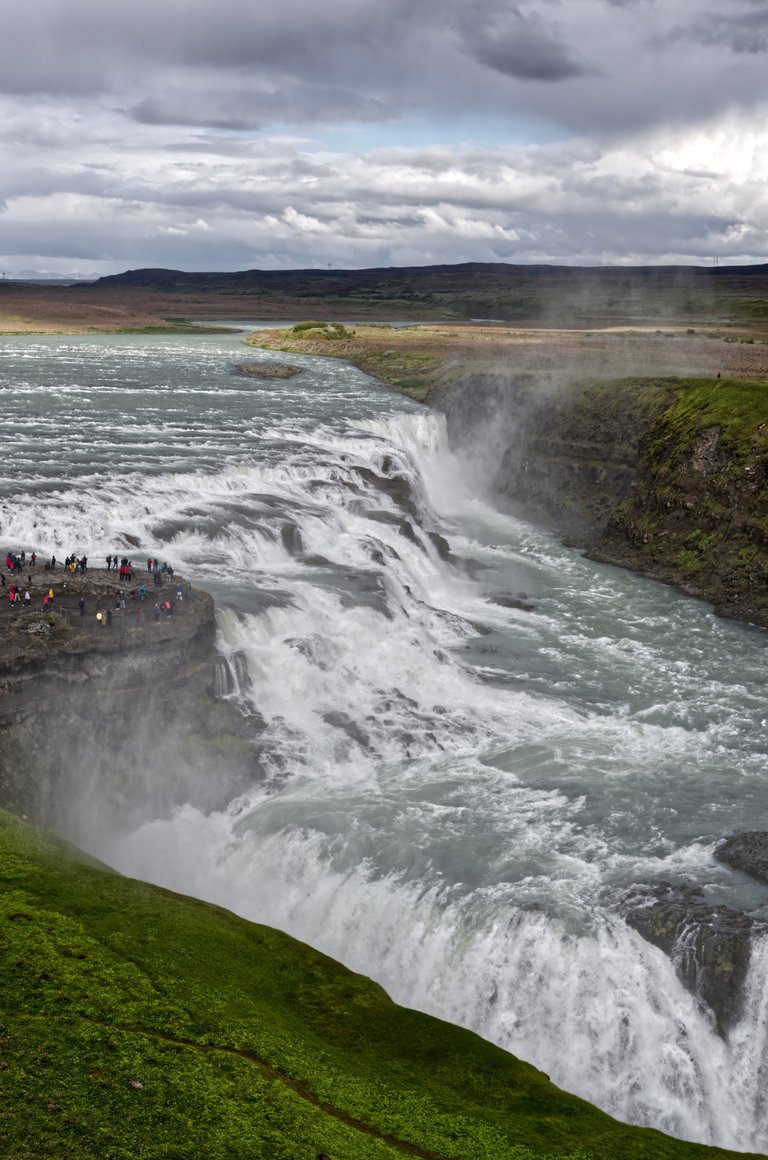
top-left (0, 811), bottom-right (761, 1160)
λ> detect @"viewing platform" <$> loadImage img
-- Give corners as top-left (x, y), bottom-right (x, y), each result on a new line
top-left (0, 561), bottom-right (212, 667)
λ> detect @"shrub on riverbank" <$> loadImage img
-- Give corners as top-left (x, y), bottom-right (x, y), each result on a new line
top-left (291, 320), bottom-right (355, 339)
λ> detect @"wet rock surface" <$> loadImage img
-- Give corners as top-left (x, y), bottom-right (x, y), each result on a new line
top-left (231, 361), bottom-right (301, 379)
top-left (622, 882), bottom-right (761, 1034)
top-left (279, 521), bottom-right (304, 556)
top-left (488, 591), bottom-right (536, 611)
top-left (714, 832), bottom-right (768, 884)
top-left (350, 466), bottom-right (419, 518)
top-left (0, 567), bottom-right (264, 837)
top-left (322, 710), bottom-right (371, 750)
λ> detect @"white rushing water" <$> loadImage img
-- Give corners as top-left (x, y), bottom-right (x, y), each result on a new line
top-left (2, 329), bottom-right (768, 1150)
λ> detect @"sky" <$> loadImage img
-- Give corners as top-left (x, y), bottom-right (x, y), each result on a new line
top-left (2, 0), bottom-right (768, 277)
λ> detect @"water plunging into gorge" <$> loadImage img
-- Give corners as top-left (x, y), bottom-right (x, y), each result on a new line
top-left (1, 329), bottom-right (767, 1151)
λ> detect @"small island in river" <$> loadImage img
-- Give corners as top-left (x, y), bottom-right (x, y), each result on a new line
top-left (231, 360), bottom-right (301, 379)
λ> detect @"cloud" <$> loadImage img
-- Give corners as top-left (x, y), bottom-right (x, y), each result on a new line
top-left (458, 4), bottom-right (588, 82)
top-left (2, 93), bottom-right (768, 278)
top-left (1, 0), bottom-right (766, 133)
top-left (129, 82), bottom-right (392, 132)
top-left (672, 7), bottom-right (768, 55)
top-left (131, 97), bottom-right (259, 134)
top-left (2, 1), bottom-right (768, 272)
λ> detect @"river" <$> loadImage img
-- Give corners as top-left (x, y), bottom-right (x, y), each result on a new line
top-left (1, 327), bottom-right (767, 1151)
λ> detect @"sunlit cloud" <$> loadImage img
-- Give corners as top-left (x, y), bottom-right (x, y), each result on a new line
top-left (2, 0), bottom-right (768, 273)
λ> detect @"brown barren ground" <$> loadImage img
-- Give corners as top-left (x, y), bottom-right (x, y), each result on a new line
top-left (3, 281), bottom-right (768, 386)
top-left (0, 281), bottom-right (383, 333)
top-left (247, 321), bottom-right (768, 398)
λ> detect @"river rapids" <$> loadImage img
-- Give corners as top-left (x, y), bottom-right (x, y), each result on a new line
top-left (1, 328), bottom-right (767, 1151)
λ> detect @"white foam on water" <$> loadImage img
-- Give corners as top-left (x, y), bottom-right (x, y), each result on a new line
top-left (5, 333), bottom-right (768, 1150)
top-left (107, 803), bottom-right (766, 1150)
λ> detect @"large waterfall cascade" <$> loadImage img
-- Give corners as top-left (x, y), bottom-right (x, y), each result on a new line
top-left (1, 329), bottom-right (767, 1151)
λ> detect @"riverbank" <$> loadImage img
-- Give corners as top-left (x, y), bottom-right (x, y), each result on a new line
top-left (0, 281), bottom-right (439, 334)
top-left (246, 319), bottom-right (768, 401)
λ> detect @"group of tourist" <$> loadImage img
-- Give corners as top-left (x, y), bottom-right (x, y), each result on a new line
top-left (5, 580), bottom-right (56, 609)
top-left (7, 582), bottom-right (31, 607)
top-left (63, 554), bottom-right (89, 575)
top-left (2, 547), bottom-right (190, 624)
top-left (4, 549), bottom-right (35, 573)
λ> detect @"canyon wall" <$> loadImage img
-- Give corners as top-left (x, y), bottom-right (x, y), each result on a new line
top-left (437, 371), bottom-right (768, 630)
top-left (0, 590), bottom-right (259, 840)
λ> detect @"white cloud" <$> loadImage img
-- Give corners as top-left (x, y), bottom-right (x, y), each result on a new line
top-left (2, 2), bottom-right (768, 271)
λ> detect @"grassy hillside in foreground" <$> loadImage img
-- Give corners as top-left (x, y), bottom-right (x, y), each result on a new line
top-left (0, 812), bottom-right (762, 1160)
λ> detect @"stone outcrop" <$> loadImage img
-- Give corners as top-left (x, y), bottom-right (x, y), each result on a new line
top-left (0, 582), bottom-right (262, 841)
top-left (715, 832), bottom-right (768, 884)
top-left (622, 882), bottom-right (761, 1035)
top-left (231, 360), bottom-right (301, 379)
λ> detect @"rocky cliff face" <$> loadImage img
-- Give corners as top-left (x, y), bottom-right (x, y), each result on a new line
top-left (434, 372), bottom-right (660, 538)
top-left (437, 371), bottom-right (768, 630)
top-left (594, 391), bottom-right (768, 628)
top-left (0, 589), bottom-right (261, 843)
top-left (622, 883), bottom-right (760, 1035)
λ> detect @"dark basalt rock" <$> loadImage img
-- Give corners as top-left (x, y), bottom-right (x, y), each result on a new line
top-left (280, 522), bottom-right (304, 556)
top-left (427, 530), bottom-right (451, 560)
top-left (0, 578), bottom-right (265, 837)
top-left (351, 466), bottom-right (419, 518)
top-left (488, 591), bottom-right (536, 611)
top-left (623, 882), bottom-right (760, 1035)
top-left (365, 508), bottom-right (404, 527)
top-left (231, 361), bottom-right (301, 379)
top-left (322, 710), bottom-right (370, 750)
top-left (468, 621), bottom-right (493, 636)
top-left (300, 554), bottom-right (332, 567)
top-left (714, 832), bottom-right (768, 885)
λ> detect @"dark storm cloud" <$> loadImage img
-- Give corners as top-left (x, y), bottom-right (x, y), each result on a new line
top-left (458, 4), bottom-right (588, 82)
top-left (2, 0), bottom-right (768, 135)
top-left (130, 84), bottom-right (391, 132)
top-left (673, 8), bottom-right (768, 55)
top-left (0, 0), bottom-right (400, 92)
top-left (132, 98), bottom-right (259, 133)
top-left (3, 0), bottom-right (768, 274)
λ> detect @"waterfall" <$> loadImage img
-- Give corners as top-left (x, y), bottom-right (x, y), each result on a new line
top-left (5, 331), bottom-right (768, 1151)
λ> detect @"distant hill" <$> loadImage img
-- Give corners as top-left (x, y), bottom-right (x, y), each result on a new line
top-left (89, 262), bottom-right (768, 324)
top-left (91, 260), bottom-right (768, 295)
